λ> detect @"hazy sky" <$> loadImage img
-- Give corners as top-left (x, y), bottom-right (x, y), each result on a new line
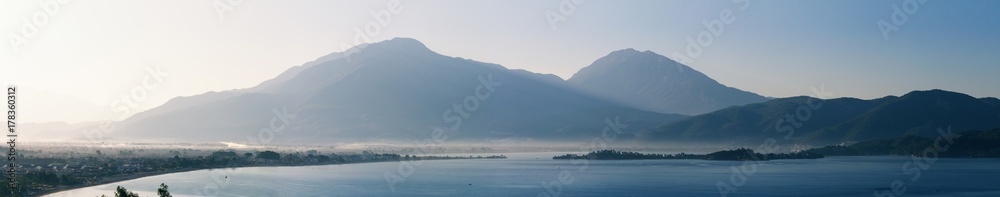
top-left (2, 0), bottom-right (999, 123)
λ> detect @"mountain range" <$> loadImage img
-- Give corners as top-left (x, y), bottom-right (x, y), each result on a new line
top-left (55, 38), bottom-right (1000, 146)
top-left (108, 38), bottom-right (687, 143)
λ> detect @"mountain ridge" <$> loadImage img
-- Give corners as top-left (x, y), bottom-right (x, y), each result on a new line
top-left (63, 38), bottom-right (996, 147)
top-left (639, 89), bottom-right (1000, 145)
top-left (106, 38), bottom-right (687, 143)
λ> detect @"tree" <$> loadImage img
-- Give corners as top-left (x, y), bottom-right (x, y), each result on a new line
top-left (317, 155), bottom-right (331, 162)
top-left (243, 152), bottom-right (253, 158)
top-left (210, 150), bottom-right (238, 158)
top-left (257, 151), bottom-right (281, 160)
top-left (283, 153), bottom-right (301, 161)
top-left (115, 186), bottom-right (139, 197)
top-left (157, 183), bottom-right (172, 197)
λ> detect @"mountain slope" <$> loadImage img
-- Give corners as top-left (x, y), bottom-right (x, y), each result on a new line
top-left (567, 49), bottom-right (769, 115)
top-left (806, 127), bottom-right (1000, 158)
top-left (122, 48), bottom-right (362, 125)
top-left (810, 90), bottom-right (1000, 142)
top-left (639, 89), bottom-right (1000, 145)
top-left (110, 38), bottom-right (686, 143)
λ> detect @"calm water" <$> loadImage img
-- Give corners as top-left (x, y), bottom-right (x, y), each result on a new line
top-left (45, 153), bottom-right (1000, 197)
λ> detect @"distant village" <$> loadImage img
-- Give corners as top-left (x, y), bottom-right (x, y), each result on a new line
top-left (2, 143), bottom-right (506, 196)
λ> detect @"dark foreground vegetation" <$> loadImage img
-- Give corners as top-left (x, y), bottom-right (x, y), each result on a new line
top-left (553, 149), bottom-right (824, 161)
top-left (1, 150), bottom-right (505, 196)
top-left (98, 183), bottom-right (171, 197)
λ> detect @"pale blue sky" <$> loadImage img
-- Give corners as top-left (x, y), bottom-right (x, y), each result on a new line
top-left (2, 0), bottom-right (998, 123)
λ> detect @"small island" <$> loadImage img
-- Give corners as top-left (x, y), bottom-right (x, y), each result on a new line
top-left (553, 149), bottom-right (824, 161)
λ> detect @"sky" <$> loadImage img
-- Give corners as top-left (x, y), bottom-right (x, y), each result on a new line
top-left (1, 0), bottom-right (999, 123)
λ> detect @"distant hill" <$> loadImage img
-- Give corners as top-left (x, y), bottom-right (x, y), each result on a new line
top-left (105, 38), bottom-right (685, 143)
top-left (552, 149), bottom-right (823, 161)
top-left (639, 89), bottom-right (1000, 145)
top-left (567, 49), bottom-right (769, 115)
top-left (808, 90), bottom-right (1000, 142)
top-left (805, 127), bottom-right (1000, 158)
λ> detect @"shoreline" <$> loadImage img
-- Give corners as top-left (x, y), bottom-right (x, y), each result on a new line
top-left (32, 157), bottom-right (498, 197)
top-left (33, 167), bottom-right (205, 197)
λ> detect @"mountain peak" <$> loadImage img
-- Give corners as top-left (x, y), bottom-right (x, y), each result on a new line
top-left (892, 89), bottom-right (988, 109)
top-left (577, 49), bottom-right (683, 75)
top-left (341, 37), bottom-right (438, 60)
top-left (610, 48), bottom-right (640, 54)
top-left (364, 37), bottom-right (430, 51)
top-left (606, 48), bottom-right (664, 60)
top-left (375, 37), bottom-right (427, 48)
top-left (900, 89), bottom-right (972, 100)
top-left (568, 49), bottom-right (768, 115)
top-left (903, 89), bottom-right (958, 96)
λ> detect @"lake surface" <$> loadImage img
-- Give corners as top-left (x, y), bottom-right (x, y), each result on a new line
top-left (46, 153), bottom-right (1000, 197)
